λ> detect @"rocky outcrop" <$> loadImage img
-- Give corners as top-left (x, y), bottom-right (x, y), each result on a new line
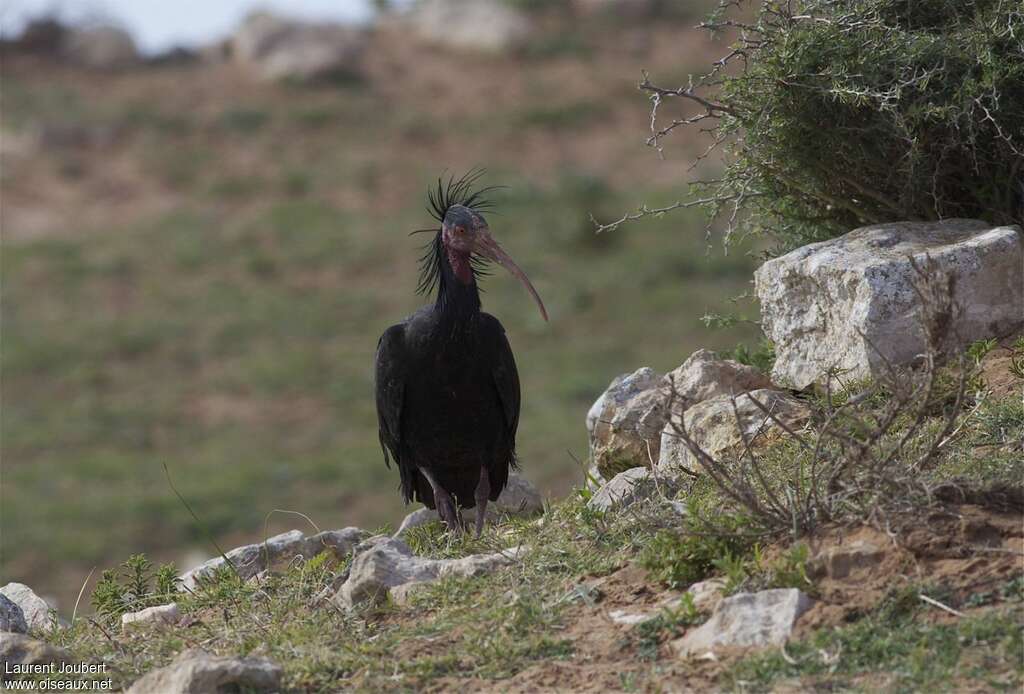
top-left (180, 528), bottom-right (367, 590)
top-left (62, 26), bottom-right (139, 69)
top-left (672, 588), bottom-right (813, 657)
top-left (659, 389), bottom-right (810, 473)
top-left (0, 634), bottom-right (71, 676)
top-left (122, 603), bottom-right (180, 632)
top-left (231, 12), bottom-right (368, 82)
top-left (756, 220), bottom-right (1024, 389)
top-left (589, 352), bottom-right (774, 478)
top-left (126, 649), bottom-right (282, 694)
top-left (334, 536), bottom-right (524, 608)
top-left (405, 0), bottom-right (531, 54)
top-left (0, 583), bottom-right (55, 632)
top-left (0, 595), bottom-right (27, 634)
top-left (589, 368), bottom-right (670, 478)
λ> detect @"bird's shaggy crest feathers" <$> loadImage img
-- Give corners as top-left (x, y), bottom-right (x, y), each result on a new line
top-left (415, 170), bottom-right (501, 296)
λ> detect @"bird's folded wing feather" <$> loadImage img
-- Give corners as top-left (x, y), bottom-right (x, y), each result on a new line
top-left (375, 324), bottom-right (406, 468)
top-left (487, 318), bottom-right (521, 439)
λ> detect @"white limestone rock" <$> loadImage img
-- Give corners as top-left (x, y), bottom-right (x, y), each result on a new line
top-left (588, 467), bottom-right (657, 512)
top-left (394, 508), bottom-right (439, 537)
top-left (587, 367), bottom-right (663, 439)
top-left (658, 389), bottom-right (810, 474)
top-left (672, 588), bottom-right (813, 657)
top-left (121, 603), bottom-right (180, 632)
top-left (609, 610), bottom-right (649, 625)
top-left (126, 648), bottom-right (282, 693)
top-left (590, 368), bottom-right (670, 478)
top-left (0, 583), bottom-right (55, 632)
top-left (756, 220), bottom-right (1024, 389)
top-left (180, 527), bottom-right (367, 590)
top-left (334, 536), bottom-right (524, 608)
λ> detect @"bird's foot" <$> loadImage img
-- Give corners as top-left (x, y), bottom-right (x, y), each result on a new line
top-left (436, 492), bottom-right (463, 536)
top-left (419, 467), bottom-right (463, 536)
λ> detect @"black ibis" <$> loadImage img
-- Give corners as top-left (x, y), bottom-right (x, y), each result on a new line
top-left (374, 172), bottom-right (547, 535)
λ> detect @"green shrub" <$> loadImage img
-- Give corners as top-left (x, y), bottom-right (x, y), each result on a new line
top-left (647, 0), bottom-right (1024, 249)
top-left (91, 554), bottom-right (179, 623)
top-left (638, 504), bottom-right (755, 589)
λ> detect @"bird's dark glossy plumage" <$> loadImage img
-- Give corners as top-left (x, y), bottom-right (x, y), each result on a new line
top-left (374, 172), bottom-right (545, 534)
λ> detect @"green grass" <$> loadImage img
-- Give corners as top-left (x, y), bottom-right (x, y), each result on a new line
top-left (40, 495), bottom-right (638, 690)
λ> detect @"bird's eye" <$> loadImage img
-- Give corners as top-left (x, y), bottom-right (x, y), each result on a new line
top-left (455, 226), bottom-right (466, 235)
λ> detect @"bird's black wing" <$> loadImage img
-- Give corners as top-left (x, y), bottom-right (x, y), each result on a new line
top-left (374, 324), bottom-right (406, 470)
top-left (482, 313), bottom-right (520, 451)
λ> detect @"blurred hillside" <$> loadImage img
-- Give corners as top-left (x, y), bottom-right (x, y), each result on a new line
top-left (1, 2), bottom-right (760, 608)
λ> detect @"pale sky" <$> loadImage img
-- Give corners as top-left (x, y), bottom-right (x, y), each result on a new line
top-left (1, 0), bottom-right (389, 53)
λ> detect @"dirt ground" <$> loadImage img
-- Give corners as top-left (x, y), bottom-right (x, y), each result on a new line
top-left (424, 498), bottom-right (1023, 693)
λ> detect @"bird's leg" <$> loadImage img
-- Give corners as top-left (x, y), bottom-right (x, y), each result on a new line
top-left (419, 467), bottom-right (461, 535)
top-left (474, 466), bottom-right (491, 538)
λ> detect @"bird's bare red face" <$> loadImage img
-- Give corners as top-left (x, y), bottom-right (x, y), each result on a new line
top-left (442, 205), bottom-right (548, 321)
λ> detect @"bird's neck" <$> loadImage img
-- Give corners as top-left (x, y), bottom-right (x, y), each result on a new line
top-left (436, 249), bottom-right (481, 322)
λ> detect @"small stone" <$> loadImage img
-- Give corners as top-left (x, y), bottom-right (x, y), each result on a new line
top-left (121, 603), bottom-right (180, 632)
top-left (0, 583), bottom-right (56, 632)
top-left (609, 610), bottom-right (649, 625)
top-left (672, 588), bottom-right (813, 657)
top-left (180, 527), bottom-right (367, 590)
top-left (126, 649), bottom-right (282, 694)
top-left (0, 595), bottom-right (27, 634)
top-left (495, 473), bottom-right (543, 515)
top-left (588, 467), bottom-right (660, 512)
top-left (393, 508), bottom-right (439, 537)
top-left (334, 537), bottom-right (524, 608)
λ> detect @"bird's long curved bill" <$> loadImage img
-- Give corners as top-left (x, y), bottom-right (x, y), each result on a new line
top-left (476, 233), bottom-right (549, 322)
